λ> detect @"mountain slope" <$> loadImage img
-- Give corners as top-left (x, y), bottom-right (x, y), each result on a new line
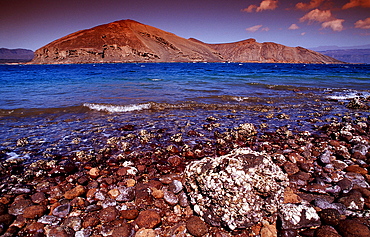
top-left (0, 48), bottom-right (34, 63)
top-left (31, 20), bottom-right (222, 64)
top-left (199, 38), bottom-right (342, 64)
top-left (31, 19), bottom-right (343, 64)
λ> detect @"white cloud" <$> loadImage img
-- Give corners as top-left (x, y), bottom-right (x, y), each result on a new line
top-left (343, 0), bottom-right (370, 9)
top-left (321, 19), bottom-right (345, 31)
top-left (261, 27), bottom-right (270, 31)
top-left (301, 32), bottom-right (307, 35)
top-left (288, 23), bottom-right (300, 30)
top-left (299, 9), bottom-right (332, 23)
top-left (355, 17), bottom-right (370, 29)
top-left (296, 0), bottom-right (325, 10)
top-left (246, 25), bottom-right (263, 32)
top-left (242, 0), bottom-right (278, 13)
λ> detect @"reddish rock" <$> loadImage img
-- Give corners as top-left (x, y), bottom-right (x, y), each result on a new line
top-left (8, 198), bottom-right (32, 215)
top-left (136, 210), bottom-right (161, 229)
top-left (99, 206), bottom-right (119, 223)
top-left (23, 222), bottom-right (45, 235)
top-left (315, 225), bottom-right (341, 237)
top-left (64, 185), bottom-right (86, 199)
top-left (82, 215), bottom-right (99, 228)
top-left (111, 223), bottom-right (132, 237)
top-left (23, 205), bottom-right (47, 219)
top-left (186, 216), bottom-right (208, 237)
top-left (319, 209), bottom-right (341, 226)
top-left (283, 161), bottom-right (300, 175)
top-left (31, 192), bottom-right (46, 204)
top-left (48, 226), bottom-right (74, 237)
top-left (338, 219), bottom-right (370, 237)
top-left (345, 165), bottom-right (368, 175)
top-left (121, 209), bottom-right (139, 220)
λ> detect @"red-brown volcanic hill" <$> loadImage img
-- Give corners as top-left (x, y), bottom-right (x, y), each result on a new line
top-left (31, 19), bottom-right (343, 64)
top-left (31, 20), bottom-right (223, 64)
top-left (190, 38), bottom-right (343, 64)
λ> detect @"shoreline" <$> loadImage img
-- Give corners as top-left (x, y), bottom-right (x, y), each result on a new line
top-left (1, 107), bottom-right (369, 236)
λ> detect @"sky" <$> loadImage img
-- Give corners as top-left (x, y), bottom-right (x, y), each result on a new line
top-left (0, 0), bottom-right (369, 51)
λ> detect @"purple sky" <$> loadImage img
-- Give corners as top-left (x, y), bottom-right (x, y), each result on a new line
top-left (0, 0), bottom-right (369, 50)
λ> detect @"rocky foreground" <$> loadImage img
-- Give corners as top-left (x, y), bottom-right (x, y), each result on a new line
top-left (0, 105), bottom-right (370, 236)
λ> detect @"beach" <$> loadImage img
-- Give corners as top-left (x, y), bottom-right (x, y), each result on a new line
top-left (0, 63), bottom-right (370, 236)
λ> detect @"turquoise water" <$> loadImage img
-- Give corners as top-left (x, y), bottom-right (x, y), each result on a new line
top-left (0, 63), bottom-right (369, 162)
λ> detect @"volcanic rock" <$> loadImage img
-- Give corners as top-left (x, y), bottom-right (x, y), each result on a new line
top-left (184, 148), bottom-right (289, 230)
top-left (31, 19), bottom-right (343, 64)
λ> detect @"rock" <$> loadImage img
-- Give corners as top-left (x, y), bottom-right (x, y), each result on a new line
top-left (121, 209), bottom-right (139, 220)
top-left (279, 203), bottom-right (321, 230)
top-left (151, 188), bottom-right (164, 199)
top-left (135, 228), bottom-right (156, 237)
top-left (345, 165), bottom-right (368, 175)
top-left (116, 187), bottom-right (135, 202)
top-left (136, 210), bottom-right (161, 229)
top-left (52, 203), bottom-right (71, 218)
top-left (99, 206), bottom-right (119, 223)
top-left (31, 192), bottom-right (46, 204)
top-left (315, 225), bottom-right (341, 237)
top-left (319, 209), bottom-right (341, 226)
top-left (346, 97), bottom-right (369, 110)
top-left (338, 219), bottom-right (370, 237)
top-left (186, 216), bottom-right (208, 237)
top-left (0, 214), bottom-right (14, 227)
top-left (37, 215), bottom-right (61, 225)
top-left (62, 216), bottom-right (82, 231)
top-left (184, 148), bottom-right (288, 230)
top-left (111, 223), bottom-right (132, 237)
top-left (64, 185), bottom-right (86, 199)
top-left (260, 221), bottom-right (277, 237)
top-left (169, 180), bottom-right (183, 194)
top-left (8, 198), bottom-right (32, 215)
top-left (22, 205), bottom-right (47, 219)
top-left (178, 192), bottom-right (189, 207)
top-left (163, 190), bottom-right (178, 206)
top-left (338, 190), bottom-right (364, 211)
top-left (82, 215), bottom-right (99, 228)
top-left (47, 226), bottom-right (74, 237)
top-left (22, 222), bottom-right (45, 236)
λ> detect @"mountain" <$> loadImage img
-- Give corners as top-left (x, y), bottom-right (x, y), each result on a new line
top-left (0, 48), bottom-right (34, 63)
top-left (31, 19), bottom-right (343, 64)
top-left (310, 44), bottom-right (370, 51)
top-left (317, 49), bottom-right (370, 64)
top-left (194, 38), bottom-right (341, 64)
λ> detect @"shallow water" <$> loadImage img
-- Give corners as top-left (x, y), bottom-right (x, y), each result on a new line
top-left (1, 62), bottom-right (369, 162)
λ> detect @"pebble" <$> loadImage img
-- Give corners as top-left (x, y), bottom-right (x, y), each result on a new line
top-left (22, 205), bottom-right (47, 219)
top-left (338, 219), bottom-right (370, 237)
top-left (52, 204), bottom-right (71, 218)
top-left (136, 210), bottom-right (161, 229)
top-left (135, 228), bottom-right (156, 237)
top-left (186, 216), bottom-right (208, 237)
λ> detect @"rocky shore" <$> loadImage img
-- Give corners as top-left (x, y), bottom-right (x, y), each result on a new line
top-left (0, 100), bottom-right (370, 236)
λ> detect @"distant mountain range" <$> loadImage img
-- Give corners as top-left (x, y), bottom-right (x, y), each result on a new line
top-left (30, 19), bottom-right (342, 64)
top-left (0, 48), bottom-right (34, 63)
top-left (1, 21), bottom-right (369, 64)
top-left (310, 45), bottom-right (370, 64)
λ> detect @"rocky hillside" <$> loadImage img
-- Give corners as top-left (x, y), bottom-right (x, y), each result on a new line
top-left (0, 48), bottom-right (34, 63)
top-left (31, 19), bottom-right (343, 64)
top-left (204, 38), bottom-right (342, 64)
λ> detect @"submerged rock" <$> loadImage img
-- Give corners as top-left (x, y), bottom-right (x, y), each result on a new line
top-left (184, 148), bottom-right (289, 230)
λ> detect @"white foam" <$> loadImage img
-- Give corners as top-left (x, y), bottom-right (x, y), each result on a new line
top-left (327, 92), bottom-right (370, 100)
top-left (84, 103), bottom-right (151, 113)
top-left (6, 152), bottom-right (30, 160)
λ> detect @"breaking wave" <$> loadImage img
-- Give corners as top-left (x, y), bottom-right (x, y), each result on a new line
top-left (83, 103), bottom-right (152, 113)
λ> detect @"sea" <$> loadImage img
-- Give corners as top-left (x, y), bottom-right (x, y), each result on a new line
top-left (1, 62), bottom-right (369, 163)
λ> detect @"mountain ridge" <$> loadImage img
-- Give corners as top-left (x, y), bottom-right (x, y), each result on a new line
top-left (31, 19), bottom-right (343, 64)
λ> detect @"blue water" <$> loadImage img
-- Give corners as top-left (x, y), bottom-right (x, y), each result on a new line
top-left (1, 63), bottom-right (369, 111)
top-left (0, 62), bottom-right (369, 162)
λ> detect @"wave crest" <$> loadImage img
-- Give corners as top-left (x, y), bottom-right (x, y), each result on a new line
top-left (83, 103), bottom-right (151, 113)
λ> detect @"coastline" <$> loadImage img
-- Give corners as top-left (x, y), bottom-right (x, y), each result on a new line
top-left (1, 102), bottom-right (369, 236)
